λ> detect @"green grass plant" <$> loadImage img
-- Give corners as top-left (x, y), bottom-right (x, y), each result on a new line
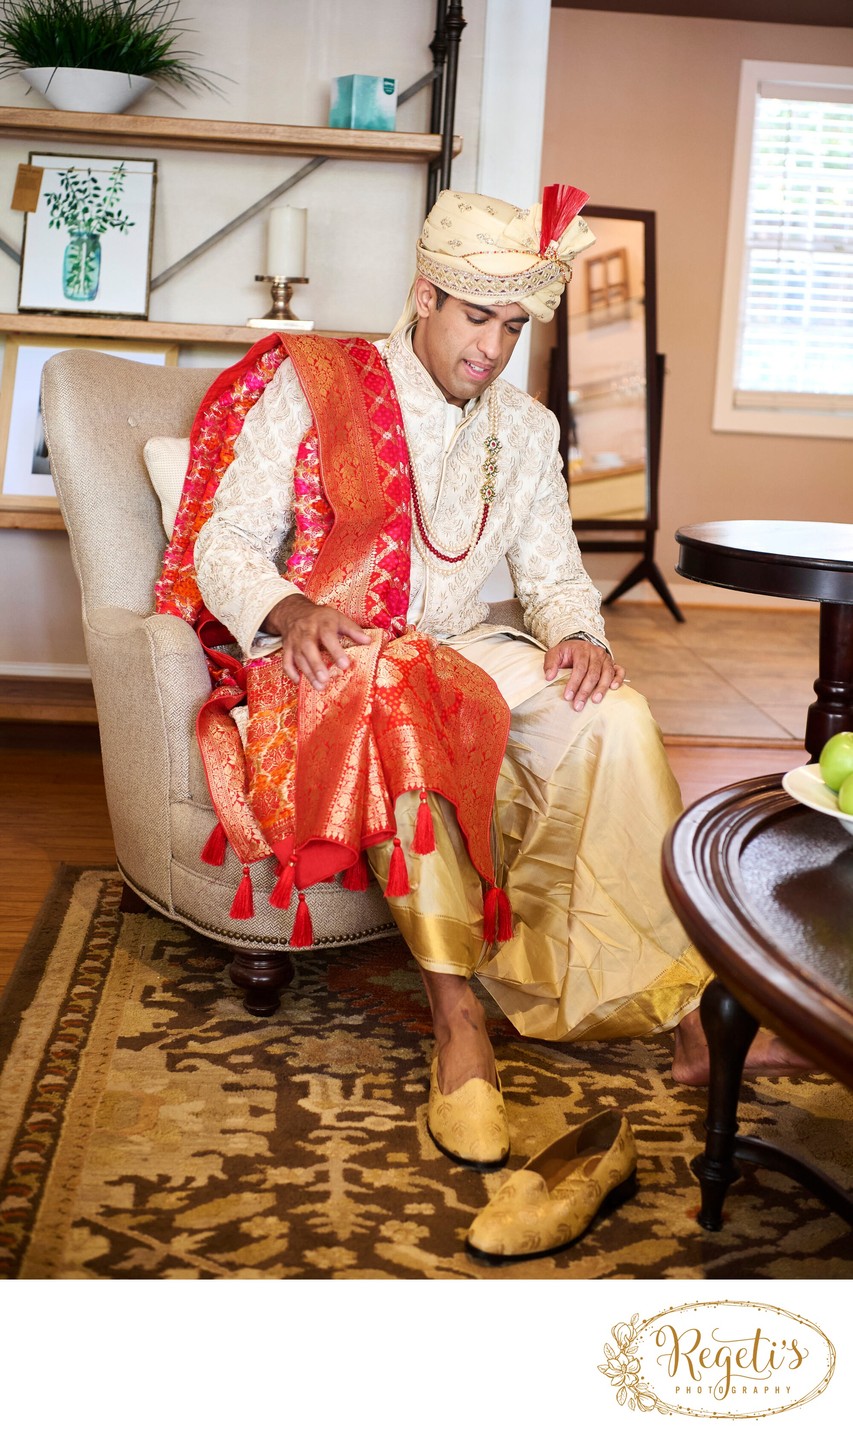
top-left (0, 0), bottom-right (224, 94)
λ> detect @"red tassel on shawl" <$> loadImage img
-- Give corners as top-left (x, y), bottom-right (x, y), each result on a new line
top-left (539, 184), bottom-right (589, 254)
top-left (342, 851), bottom-right (371, 891)
top-left (270, 858), bottom-right (295, 910)
top-left (230, 864), bottom-right (254, 920)
top-left (483, 884), bottom-right (514, 944)
top-left (411, 789), bottom-right (436, 855)
top-left (201, 819), bottom-right (227, 866)
top-left (384, 838), bottom-right (410, 898)
top-left (291, 891), bottom-right (314, 947)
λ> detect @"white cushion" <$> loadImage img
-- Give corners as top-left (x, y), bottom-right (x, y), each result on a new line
top-left (143, 436), bottom-right (191, 536)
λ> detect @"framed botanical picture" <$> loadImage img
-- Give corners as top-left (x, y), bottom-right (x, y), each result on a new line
top-left (0, 336), bottom-right (177, 525)
top-left (18, 153), bottom-right (157, 319)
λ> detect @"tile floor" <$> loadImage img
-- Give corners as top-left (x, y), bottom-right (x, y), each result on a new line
top-left (602, 602), bottom-right (820, 743)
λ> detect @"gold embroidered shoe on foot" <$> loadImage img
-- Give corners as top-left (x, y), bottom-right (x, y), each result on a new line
top-left (466, 1110), bottom-right (637, 1262)
top-left (427, 1057), bottom-right (510, 1170)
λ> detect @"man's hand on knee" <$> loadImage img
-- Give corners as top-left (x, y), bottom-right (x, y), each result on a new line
top-left (543, 639), bottom-right (626, 712)
top-left (264, 593), bottom-right (372, 690)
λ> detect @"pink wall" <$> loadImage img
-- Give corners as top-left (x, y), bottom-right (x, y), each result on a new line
top-left (537, 8), bottom-right (853, 594)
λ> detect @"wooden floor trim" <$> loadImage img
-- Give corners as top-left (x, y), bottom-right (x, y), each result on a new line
top-left (663, 733), bottom-right (803, 750)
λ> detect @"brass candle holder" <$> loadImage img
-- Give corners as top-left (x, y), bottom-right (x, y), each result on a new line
top-left (248, 275), bottom-right (313, 330)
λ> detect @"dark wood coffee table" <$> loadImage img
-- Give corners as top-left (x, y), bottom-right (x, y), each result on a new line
top-left (676, 520), bottom-right (853, 759)
top-left (663, 776), bottom-right (853, 1231)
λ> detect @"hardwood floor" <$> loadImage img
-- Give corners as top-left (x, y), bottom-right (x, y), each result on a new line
top-left (0, 718), bottom-right (807, 999)
top-left (0, 724), bottom-right (114, 994)
top-left (666, 740), bottom-right (806, 810)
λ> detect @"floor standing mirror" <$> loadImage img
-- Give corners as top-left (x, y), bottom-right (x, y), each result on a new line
top-left (549, 205), bottom-right (683, 621)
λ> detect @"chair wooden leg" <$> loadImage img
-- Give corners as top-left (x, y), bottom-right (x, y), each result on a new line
top-left (228, 948), bottom-right (295, 1016)
top-left (118, 886), bottom-right (292, 1015)
top-left (119, 881), bottom-right (150, 914)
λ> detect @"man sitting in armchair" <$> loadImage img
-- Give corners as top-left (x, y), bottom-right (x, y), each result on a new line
top-left (179, 185), bottom-right (803, 1172)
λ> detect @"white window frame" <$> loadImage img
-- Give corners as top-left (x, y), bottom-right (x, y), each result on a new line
top-left (713, 59), bottom-right (853, 440)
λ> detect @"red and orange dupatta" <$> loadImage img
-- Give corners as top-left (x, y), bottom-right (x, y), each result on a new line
top-left (155, 333), bottom-right (512, 944)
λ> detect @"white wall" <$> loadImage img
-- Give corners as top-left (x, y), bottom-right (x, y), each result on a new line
top-left (0, 0), bottom-right (488, 671)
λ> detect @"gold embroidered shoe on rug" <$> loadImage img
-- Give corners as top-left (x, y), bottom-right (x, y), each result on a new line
top-left (427, 1057), bottom-right (510, 1170)
top-left (466, 1110), bottom-right (637, 1263)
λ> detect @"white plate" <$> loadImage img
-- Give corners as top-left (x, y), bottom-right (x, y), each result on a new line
top-left (782, 762), bottom-right (853, 836)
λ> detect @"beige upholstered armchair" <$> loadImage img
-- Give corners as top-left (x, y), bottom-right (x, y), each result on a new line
top-left (42, 349), bottom-right (398, 1014)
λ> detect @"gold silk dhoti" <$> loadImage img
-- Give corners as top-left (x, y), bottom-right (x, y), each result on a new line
top-left (366, 633), bottom-right (710, 1043)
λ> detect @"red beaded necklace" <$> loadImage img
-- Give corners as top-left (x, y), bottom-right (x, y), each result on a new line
top-left (409, 386), bottom-right (501, 567)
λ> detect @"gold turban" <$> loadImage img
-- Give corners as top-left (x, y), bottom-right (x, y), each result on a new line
top-left (394, 185), bottom-right (596, 332)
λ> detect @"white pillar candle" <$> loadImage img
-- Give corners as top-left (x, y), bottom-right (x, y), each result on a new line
top-left (267, 206), bottom-right (307, 277)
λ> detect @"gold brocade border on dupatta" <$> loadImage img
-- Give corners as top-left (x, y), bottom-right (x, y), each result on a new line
top-left (290, 335), bottom-right (388, 625)
top-left (197, 688), bottom-right (271, 866)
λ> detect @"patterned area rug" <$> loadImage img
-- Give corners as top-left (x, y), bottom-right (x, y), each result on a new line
top-left (1, 867), bottom-right (852, 1280)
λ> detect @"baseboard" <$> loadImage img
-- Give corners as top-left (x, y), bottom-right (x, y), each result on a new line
top-left (0, 662), bottom-right (91, 680)
top-left (664, 734), bottom-right (804, 750)
top-left (597, 578), bottom-right (808, 612)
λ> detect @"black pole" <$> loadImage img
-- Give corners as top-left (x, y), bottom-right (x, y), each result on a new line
top-left (439, 2), bottom-right (466, 194)
top-left (427, 0), bottom-right (449, 210)
top-left (429, 0), bottom-right (448, 133)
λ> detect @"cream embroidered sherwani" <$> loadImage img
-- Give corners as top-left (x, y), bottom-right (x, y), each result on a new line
top-left (195, 330), bottom-right (708, 1042)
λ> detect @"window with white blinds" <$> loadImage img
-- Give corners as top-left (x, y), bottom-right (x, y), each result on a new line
top-left (714, 61), bottom-right (853, 439)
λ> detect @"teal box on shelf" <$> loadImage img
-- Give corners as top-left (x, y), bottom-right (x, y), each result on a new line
top-left (329, 75), bottom-right (396, 131)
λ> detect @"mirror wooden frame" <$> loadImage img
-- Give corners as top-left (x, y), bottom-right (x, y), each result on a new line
top-left (548, 204), bottom-right (683, 620)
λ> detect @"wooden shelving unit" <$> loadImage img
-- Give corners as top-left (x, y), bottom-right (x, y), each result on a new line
top-left (0, 96), bottom-right (458, 533)
top-left (0, 106), bottom-right (462, 162)
top-left (0, 312), bottom-right (384, 531)
top-left (0, 312), bottom-right (383, 345)
top-left (0, 508), bottom-right (64, 531)
top-left (0, 101), bottom-right (456, 347)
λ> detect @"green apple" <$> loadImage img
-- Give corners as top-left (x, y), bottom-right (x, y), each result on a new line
top-left (839, 774), bottom-right (853, 815)
top-left (819, 731), bottom-right (853, 792)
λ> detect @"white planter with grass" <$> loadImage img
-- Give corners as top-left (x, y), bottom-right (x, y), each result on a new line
top-left (22, 65), bottom-right (152, 112)
top-left (0, 1), bottom-right (222, 110)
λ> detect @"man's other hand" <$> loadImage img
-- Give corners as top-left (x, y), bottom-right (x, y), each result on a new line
top-left (264, 593), bottom-right (372, 690)
top-left (543, 639), bottom-right (626, 712)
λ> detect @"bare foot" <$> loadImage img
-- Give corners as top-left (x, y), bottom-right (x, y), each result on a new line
top-left (420, 970), bottom-right (498, 1094)
top-left (672, 1008), bottom-right (815, 1085)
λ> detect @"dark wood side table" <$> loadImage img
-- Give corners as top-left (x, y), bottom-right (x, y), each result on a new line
top-left (663, 775), bottom-right (853, 1229)
top-left (669, 521), bottom-right (853, 1229)
top-left (675, 520), bottom-right (853, 759)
